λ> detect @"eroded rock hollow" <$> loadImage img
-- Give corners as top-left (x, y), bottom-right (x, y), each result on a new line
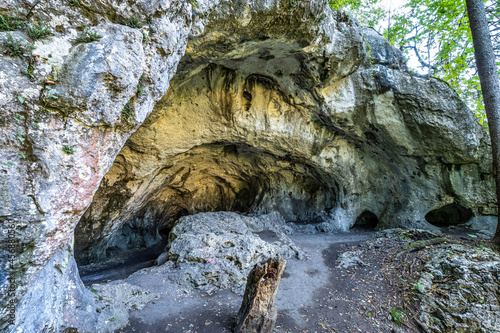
top-left (0, 0), bottom-right (496, 332)
top-left (75, 7), bottom-right (495, 265)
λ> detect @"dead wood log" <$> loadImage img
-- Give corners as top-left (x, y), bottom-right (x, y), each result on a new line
top-left (233, 258), bottom-right (286, 333)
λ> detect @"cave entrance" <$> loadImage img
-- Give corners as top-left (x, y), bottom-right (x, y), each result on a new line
top-left (425, 203), bottom-right (473, 226)
top-left (74, 33), bottom-right (348, 283)
top-left (74, 142), bottom-right (339, 284)
top-left (351, 211), bottom-right (379, 230)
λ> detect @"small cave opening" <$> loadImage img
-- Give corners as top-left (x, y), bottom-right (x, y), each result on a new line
top-left (351, 211), bottom-right (379, 230)
top-left (425, 203), bottom-right (473, 226)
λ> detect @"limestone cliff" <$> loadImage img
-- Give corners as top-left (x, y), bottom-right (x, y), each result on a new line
top-left (0, 0), bottom-right (496, 332)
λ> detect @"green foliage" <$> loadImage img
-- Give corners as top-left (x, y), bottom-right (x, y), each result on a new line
top-left (22, 63), bottom-right (35, 79)
top-left (3, 33), bottom-right (35, 57)
top-left (74, 29), bottom-right (102, 44)
top-left (25, 20), bottom-right (52, 41)
top-left (328, 0), bottom-right (359, 10)
top-left (68, 0), bottom-right (81, 6)
top-left (389, 306), bottom-right (405, 326)
top-left (365, 42), bottom-right (374, 64)
top-left (46, 86), bottom-right (59, 100)
top-left (124, 17), bottom-right (142, 29)
top-left (15, 129), bottom-right (25, 142)
top-left (137, 73), bottom-right (146, 97)
top-left (141, 31), bottom-right (148, 43)
top-left (0, 13), bottom-right (24, 31)
top-left (62, 145), bottom-right (75, 155)
top-left (387, 0), bottom-right (498, 126)
top-left (329, 0), bottom-right (385, 28)
top-left (122, 102), bottom-right (133, 119)
top-left (411, 282), bottom-right (425, 292)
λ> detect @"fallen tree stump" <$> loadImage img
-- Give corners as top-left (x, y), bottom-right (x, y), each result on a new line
top-left (233, 258), bottom-right (286, 333)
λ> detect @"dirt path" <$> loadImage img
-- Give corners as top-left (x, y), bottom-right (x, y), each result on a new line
top-left (99, 229), bottom-right (419, 333)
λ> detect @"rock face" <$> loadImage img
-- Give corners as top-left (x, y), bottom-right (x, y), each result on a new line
top-left (418, 244), bottom-right (500, 332)
top-left (0, 0), bottom-right (207, 331)
top-left (0, 0), bottom-right (496, 332)
top-left (75, 3), bottom-right (495, 264)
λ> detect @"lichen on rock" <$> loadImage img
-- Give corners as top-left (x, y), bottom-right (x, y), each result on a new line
top-left (418, 244), bottom-right (500, 333)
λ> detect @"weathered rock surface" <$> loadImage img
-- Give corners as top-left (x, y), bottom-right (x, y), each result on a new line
top-left (75, 4), bottom-right (496, 265)
top-left (418, 244), bottom-right (500, 333)
top-left (0, 0), bottom-right (496, 332)
top-left (162, 211), bottom-right (302, 294)
top-left (0, 0), bottom-right (212, 331)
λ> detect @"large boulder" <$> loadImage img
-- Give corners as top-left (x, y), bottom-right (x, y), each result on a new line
top-left (164, 211), bottom-right (301, 294)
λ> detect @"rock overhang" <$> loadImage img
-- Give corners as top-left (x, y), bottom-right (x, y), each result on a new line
top-left (0, 0), bottom-right (496, 332)
top-left (74, 4), bottom-right (495, 266)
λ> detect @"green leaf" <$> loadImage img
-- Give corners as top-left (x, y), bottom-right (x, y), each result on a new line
top-left (468, 234), bottom-right (478, 238)
top-left (17, 96), bottom-right (25, 104)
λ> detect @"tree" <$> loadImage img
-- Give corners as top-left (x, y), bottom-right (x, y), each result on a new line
top-left (388, 0), bottom-right (500, 126)
top-left (466, 0), bottom-right (500, 247)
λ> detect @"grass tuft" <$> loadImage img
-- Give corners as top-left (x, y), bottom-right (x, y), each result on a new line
top-left (74, 29), bottom-right (102, 44)
top-left (389, 306), bottom-right (405, 326)
top-left (25, 20), bottom-right (52, 41)
top-left (62, 145), bottom-right (75, 155)
top-left (0, 13), bottom-right (24, 31)
top-left (124, 17), bottom-right (142, 29)
top-left (3, 33), bottom-right (35, 57)
top-left (122, 102), bottom-right (133, 119)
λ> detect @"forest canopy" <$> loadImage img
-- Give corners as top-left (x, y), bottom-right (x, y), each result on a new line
top-left (330, 0), bottom-right (500, 127)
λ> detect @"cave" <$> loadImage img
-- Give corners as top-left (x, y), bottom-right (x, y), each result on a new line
top-left (3, 1), bottom-right (497, 332)
top-left (72, 6), bottom-right (490, 278)
top-left (75, 141), bottom-right (338, 268)
top-left (351, 211), bottom-right (379, 229)
top-left (74, 33), bottom-right (357, 270)
top-left (425, 203), bottom-right (474, 226)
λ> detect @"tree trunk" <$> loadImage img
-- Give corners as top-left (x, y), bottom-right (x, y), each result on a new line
top-left (233, 258), bottom-right (286, 333)
top-left (466, 0), bottom-right (500, 247)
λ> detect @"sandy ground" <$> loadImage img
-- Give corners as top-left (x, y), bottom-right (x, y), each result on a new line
top-left (79, 228), bottom-right (426, 333)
